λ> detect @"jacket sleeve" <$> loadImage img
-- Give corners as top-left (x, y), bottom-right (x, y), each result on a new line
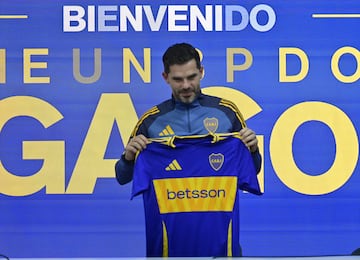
top-left (114, 111), bottom-right (150, 185)
top-left (115, 154), bottom-right (135, 185)
top-left (114, 106), bottom-right (154, 185)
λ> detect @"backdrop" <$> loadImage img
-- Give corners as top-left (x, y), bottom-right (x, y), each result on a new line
top-left (1, 0), bottom-right (360, 258)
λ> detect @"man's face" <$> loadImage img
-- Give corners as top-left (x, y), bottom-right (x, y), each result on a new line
top-left (162, 59), bottom-right (203, 104)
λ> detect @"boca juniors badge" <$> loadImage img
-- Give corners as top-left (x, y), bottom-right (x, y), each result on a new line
top-left (204, 117), bottom-right (219, 133)
top-left (209, 153), bottom-right (224, 171)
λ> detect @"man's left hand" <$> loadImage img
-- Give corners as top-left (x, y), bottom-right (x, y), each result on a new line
top-left (239, 127), bottom-right (259, 153)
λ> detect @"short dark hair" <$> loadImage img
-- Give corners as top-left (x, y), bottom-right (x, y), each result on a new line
top-left (162, 43), bottom-right (201, 74)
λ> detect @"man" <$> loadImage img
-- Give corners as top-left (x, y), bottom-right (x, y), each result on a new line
top-left (115, 42), bottom-right (261, 184)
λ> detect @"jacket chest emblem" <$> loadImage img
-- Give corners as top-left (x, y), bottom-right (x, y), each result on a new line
top-left (203, 117), bottom-right (219, 133)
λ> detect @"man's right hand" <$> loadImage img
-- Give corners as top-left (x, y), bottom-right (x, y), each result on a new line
top-left (123, 134), bottom-right (149, 161)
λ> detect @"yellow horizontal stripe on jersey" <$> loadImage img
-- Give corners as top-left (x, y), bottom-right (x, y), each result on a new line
top-left (153, 176), bottom-right (237, 214)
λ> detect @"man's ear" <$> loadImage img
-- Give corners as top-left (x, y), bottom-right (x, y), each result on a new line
top-left (200, 66), bottom-right (205, 80)
top-left (162, 72), bottom-right (169, 82)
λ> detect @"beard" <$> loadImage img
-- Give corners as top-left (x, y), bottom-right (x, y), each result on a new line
top-left (176, 86), bottom-right (201, 104)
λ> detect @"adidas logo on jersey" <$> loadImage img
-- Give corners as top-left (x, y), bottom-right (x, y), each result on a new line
top-left (166, 159), bottom-right (182, 171)
top-left (159, 125), bottom-right (175, 136)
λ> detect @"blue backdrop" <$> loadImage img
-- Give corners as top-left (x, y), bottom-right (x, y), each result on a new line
top-left (1, 0), bottom-right (360, 258)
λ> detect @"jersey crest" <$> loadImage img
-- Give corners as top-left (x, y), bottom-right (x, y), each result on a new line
top-left (209, 153), bottom-right (224, 171)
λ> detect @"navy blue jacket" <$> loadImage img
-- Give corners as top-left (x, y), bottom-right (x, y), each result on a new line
top-left (115, 93), bottom-right (262, 184)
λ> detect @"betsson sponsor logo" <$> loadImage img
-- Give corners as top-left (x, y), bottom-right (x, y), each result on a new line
top-left (167, 188), bottom-right (226, 200)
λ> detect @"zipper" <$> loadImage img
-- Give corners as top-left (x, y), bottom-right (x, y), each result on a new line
top-left (186, 106), bottom-right (191, 132)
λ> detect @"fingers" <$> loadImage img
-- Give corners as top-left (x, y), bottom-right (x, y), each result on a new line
top-left (239, 127), bottom-right (258, 152)
top-left (124, 135), bottom-right (149, 161)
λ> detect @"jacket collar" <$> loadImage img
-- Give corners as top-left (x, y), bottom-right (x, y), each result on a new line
top-left (171, 92), bottom-right (203, 108)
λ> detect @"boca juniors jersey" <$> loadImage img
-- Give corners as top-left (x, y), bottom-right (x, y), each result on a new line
top-left (131, 133), bottom-right (262, 257)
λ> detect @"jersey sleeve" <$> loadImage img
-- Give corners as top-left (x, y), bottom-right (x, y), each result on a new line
top-left (236, 141), bottom-right (262, 195)
top-left (131, 151), bottom-right (151, 199)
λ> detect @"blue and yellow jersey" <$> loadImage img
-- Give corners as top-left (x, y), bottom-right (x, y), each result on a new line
top-left (131, 133), bottom-right (262, 257)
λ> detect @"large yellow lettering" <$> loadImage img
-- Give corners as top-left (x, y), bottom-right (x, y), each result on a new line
top-left (331, 46), bottom-right (360, 83)
top-left (23, 48), bottom-right (50, 84)
top-left (202, 86), bottom-right (264, 192)
top-left (66, 93), bottom-right (139, 194)
top-left (0, 49), bottom-right (5, 83)
top-left (279, 47), bottom-right (309, 82)
top-left (123, 48), bottom-right (151, 83)
top-left (270, 101), bottom-right (358, 195)
top-left (226, 48), bottom-right (253, 82)
top-left (0, 96), bottom-right (64, 196)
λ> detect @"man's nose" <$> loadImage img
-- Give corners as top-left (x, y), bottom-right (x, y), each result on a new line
top-left (182, 79), bottom-right (191, 88)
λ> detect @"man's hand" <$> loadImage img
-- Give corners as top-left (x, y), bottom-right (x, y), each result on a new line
top-left (239, 127), bottom-right (259, 153)
top-left (123, 134), bottom-right (149, 161)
